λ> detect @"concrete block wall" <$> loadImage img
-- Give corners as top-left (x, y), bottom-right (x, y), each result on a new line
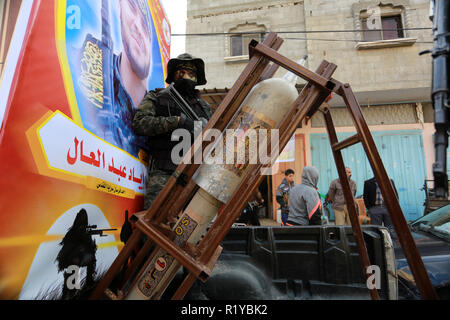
top-left (186, 0), bottom-right (432, 94)
top-left (303, 0), bottom-right (433, 93)
top-left (186, 0), bottom-right (308, 89)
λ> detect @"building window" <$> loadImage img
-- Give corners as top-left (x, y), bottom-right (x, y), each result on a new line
top-left (361, 14), bottom-right (404, 41)
top-left (225, 22), bottom-right (266, 62)
top-left (352, 1), bottom-right (417, 50)
top-left (230, 33), bottom-right (263, 56)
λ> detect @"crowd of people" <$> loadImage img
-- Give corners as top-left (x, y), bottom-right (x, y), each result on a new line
top-left (274, 165), bottom-right (398, 238)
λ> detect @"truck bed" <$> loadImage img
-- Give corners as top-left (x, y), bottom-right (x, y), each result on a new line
top-left (163, 225), bottom-right (396, 300)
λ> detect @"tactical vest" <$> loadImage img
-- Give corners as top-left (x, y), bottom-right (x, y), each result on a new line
top-left (148, 88), bottom-right (211, 173)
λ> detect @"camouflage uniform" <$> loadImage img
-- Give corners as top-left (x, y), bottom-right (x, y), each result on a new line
top-left (132, 85), bottom-right (211, 210)
top-left (143, 170), bottom-right (172, 210)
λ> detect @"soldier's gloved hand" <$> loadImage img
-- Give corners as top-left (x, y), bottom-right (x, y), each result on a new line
top-left (178, 113), bottom-right (195, 132)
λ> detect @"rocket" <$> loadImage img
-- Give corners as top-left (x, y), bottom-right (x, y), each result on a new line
top-left (125, 57), bottom-right (308, 300)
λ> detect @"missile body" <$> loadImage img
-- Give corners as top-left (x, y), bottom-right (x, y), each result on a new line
top-left (126, 77), bottom-right (299, 300)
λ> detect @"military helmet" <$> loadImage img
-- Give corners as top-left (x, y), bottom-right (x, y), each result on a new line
top-left (165, 53), bottom-right (206, 85)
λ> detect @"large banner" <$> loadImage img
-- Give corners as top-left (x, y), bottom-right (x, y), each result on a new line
top-left (0, 0), bottom-right (170, 299)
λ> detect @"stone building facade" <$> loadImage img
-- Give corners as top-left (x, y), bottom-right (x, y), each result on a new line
top-left (185, 0), bottom-right (435, 222)
top-left (186, 0), bottom-right (308, 88)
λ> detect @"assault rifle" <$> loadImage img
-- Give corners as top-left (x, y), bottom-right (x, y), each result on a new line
top-left (168, 83), bottom-right (208, 127)
top-left (87, 225), bottom-right (117, 237)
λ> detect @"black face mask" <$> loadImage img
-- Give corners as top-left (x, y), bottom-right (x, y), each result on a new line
top-left (173, 78), bottom-right (197, 98)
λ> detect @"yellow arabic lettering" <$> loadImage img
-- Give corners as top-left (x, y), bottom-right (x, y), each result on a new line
top-left (79, 40), bottom-right (104, 109)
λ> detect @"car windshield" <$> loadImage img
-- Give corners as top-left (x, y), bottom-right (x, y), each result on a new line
top-left (411, 205), bottom-right (450, 241)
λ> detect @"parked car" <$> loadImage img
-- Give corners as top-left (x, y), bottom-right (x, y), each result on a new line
top-left (394, 204), bottom-right (450, 299)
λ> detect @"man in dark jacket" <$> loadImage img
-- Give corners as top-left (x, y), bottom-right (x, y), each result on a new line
top-left (237, 188), bottom-right (264, 226)
top-left (276, 169), bottom-right (295, 226)
top-left (132, 53), bottom-right (212, 209)
top-left (363, 176), bottom-right (398, 238)
top-left (56, 208), bottom-right (97, 299)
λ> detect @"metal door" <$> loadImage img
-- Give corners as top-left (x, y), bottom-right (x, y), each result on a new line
top-left (311, 130), bottom-right (427, 221)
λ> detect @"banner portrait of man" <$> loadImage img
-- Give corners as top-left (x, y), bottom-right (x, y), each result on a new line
top-left (66, 0), bottom-right (165, 157)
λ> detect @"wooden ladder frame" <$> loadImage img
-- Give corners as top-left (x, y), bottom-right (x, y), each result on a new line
top-left (90, 32), bottom-right (437, 300)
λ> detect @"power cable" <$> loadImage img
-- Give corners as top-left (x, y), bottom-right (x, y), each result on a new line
top-left (171, 27), bottom-right (432, 37)
top-left (283, 37), bottom-right (433, 44)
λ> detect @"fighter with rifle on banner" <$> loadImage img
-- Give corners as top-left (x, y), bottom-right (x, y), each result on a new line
top-left (55, 208), bottom-right (117, 299)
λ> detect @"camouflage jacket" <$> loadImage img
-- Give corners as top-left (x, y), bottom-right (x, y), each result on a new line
top-left (132, 87), bottom-right (211, 172)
